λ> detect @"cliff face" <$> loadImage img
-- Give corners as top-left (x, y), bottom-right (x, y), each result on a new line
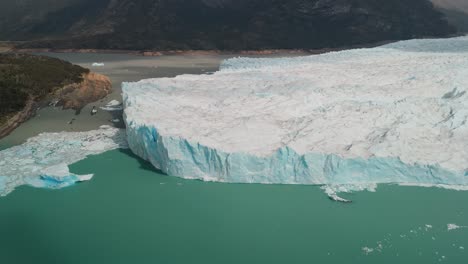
top-left (122, 36), bottom-right (468, 190)
top-left (55, 72), bottom-right (112, 111)
top-left (6, 0), bottom-right (456, 50)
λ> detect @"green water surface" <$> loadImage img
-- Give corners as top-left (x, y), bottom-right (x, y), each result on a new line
top-left (1, 149), bottom-right (467, 264)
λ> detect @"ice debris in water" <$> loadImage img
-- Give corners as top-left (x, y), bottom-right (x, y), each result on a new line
top-left (123, 36), bottom-right (468, 198)
top-left (447, 224), bottom-right (466, 231)
top-left (0, 126), bottom-right (127, 196)
top-left (92, 62), bottom-right (105, 67)
top-left (363, 223), bottom-right (466, 257)
top-left (101, 100), bottom-right (123, 111)
top-left (321, 184), bottom-right (377, 202)
top-left (362, 247), bottom-right (374, 255)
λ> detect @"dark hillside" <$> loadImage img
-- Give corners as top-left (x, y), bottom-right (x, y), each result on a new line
top-left (0, 54), bottom-right (88, 121)
top-left (1, 0), bottom-right (456, 50)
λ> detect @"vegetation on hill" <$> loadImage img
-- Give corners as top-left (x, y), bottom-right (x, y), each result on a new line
top-left (0, 53), bottom-right (88, 123)
top-left (1, 0), bottom-right (456, 51)
top-left (0, 0), bottom-right (81, 39)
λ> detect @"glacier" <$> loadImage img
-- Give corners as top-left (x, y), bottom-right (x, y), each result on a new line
top-left (0, 126), bottom-right (127, 196)
top-left (122, 36), bottom-right (468, 192)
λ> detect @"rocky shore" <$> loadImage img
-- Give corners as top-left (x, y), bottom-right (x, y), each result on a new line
top-left (0, 99), bottom-right (36, 139)
top-left (0, 72), bottom-right (112, 139)
top-left (54, 72), bottom-right (112, 112)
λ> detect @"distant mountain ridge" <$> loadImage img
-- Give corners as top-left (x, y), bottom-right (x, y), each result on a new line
top-left (0, 0), bottom-right (457, 50)
top-left (432, 0), bottom-right (468, 13)
top-left (432, 0), bottom-right (468, 32)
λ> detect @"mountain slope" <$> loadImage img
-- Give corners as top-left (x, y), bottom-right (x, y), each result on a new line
top-left (0, 0), bottom-right (81, 39)
top-left (4, 0), bottom-right (456, 50)
top-left (432, 0), bottom-right (468, 32)
top-left (432, 0), bottom-right (468, 12)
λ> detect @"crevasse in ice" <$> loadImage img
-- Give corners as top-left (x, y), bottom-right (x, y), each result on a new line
top-left (122, 36), bottom-right (468, 190)
top-left (0, 126), bottom-right (127, 196)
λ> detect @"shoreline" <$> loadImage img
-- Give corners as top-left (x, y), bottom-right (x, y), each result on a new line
top-left (0, 99), bottom-right (37, 139)
top-left (4, 34), bottom-right (465, 56)
top-left (0, 72), bottom-right (112, 140)
top-left (10, 40), bottom-right (396, 57)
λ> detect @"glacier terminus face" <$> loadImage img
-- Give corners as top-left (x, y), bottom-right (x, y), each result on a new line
top-left (123, 36), bottom-right (468, 190)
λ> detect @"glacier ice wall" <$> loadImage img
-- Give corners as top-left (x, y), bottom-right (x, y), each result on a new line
top-left (0, 126), bottom-right (127, 196)
top-left (123, 36), bottom-right (468, 188)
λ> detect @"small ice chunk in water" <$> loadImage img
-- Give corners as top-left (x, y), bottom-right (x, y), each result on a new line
top-left (322, 184), bottom-right (376, 202)
top-left (92, 62), bottom-right (105, 67)
top-left (447, 224), bottom-right (464, 231)
top-left (362, 247), bottom-right (374, 255)
top-left (101, 100), bottom-right (123, 111)
top-left (105, 100), bottom-right (121, 106)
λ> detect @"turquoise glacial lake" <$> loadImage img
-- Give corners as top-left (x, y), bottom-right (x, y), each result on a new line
top-left (0, 149), bottom-right (467, 264)
top-left (1, 51), bottom-right (467, 263)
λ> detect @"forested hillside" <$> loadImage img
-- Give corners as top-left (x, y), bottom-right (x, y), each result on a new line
top-left (0, 0), bottom-right (456, 50)
top-left (0, 54), bottom-right (88, 122)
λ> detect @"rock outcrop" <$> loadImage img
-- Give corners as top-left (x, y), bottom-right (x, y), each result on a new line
top-left (54, 72), bottom-right (112, 112)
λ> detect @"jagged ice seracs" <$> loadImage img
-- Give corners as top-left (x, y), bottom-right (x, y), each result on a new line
top-left (122, 36), bottom-right (468, 189)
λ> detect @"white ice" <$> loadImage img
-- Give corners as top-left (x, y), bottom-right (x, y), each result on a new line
top-left (0, 126), bottom-right (127, 196)
top-left (447, 224), bottom-right (466, 231)
top-left (101, 100), bottom-right (123, 111)
top-left (122, 36), bottom-right (468, 192)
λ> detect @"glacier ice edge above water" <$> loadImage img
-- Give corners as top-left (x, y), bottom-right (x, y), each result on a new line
top-left (122, 36), bottom-right (468, 196)
top-left (124, 123), bottom-right (466, 187)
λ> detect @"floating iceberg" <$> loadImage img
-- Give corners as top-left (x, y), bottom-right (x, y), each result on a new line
top-left (0, 126), bottom-right (127, 196)
top-left (122, 36), bottom-right (468, 192)
top-left (92, 62), bottom-right (105, 67)
top-left (100, 100), bottom-right (124, 111)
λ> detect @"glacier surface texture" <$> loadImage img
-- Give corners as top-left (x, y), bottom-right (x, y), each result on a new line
top-left (0, 126), bottom-right (126, 196)
top-left (123, 36), bottom-right (468, 188)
